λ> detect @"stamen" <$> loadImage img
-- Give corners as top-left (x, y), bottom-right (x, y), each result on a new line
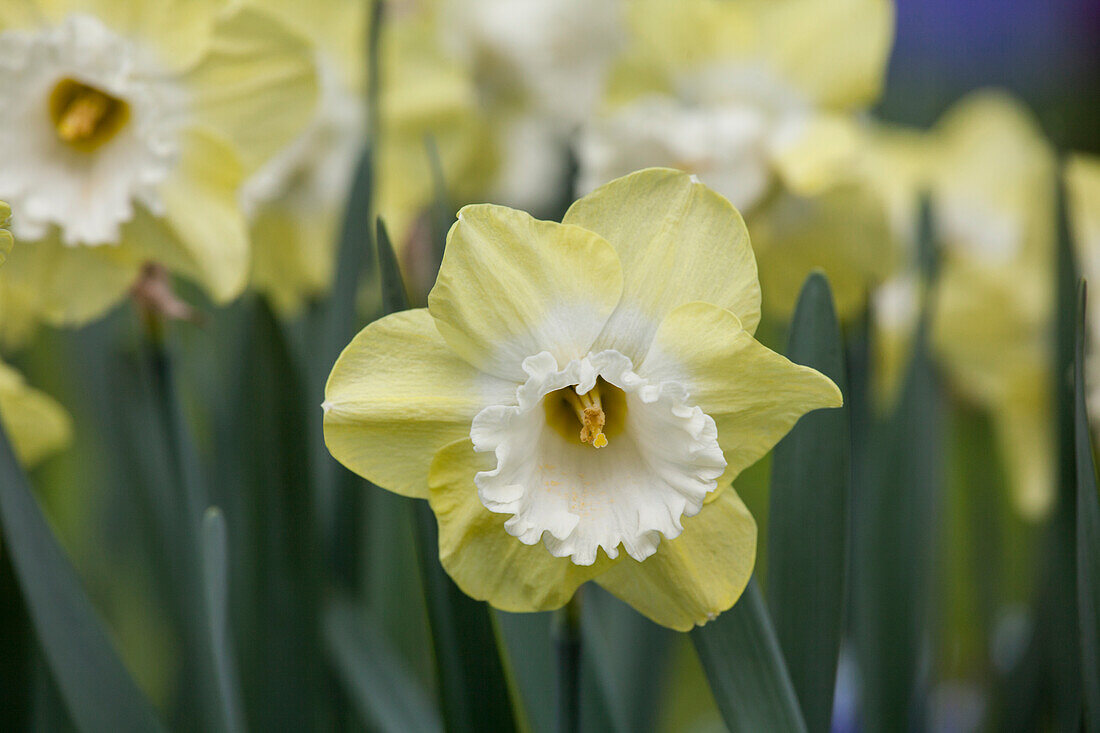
top-left (57, 89), bottom-right (111, 142)
top-left (564, 385), bottom-right (608, 448)
top-left (48, 79), bottom-right (131, 152)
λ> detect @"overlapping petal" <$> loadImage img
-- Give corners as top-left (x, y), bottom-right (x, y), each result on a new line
top-left (184, 5), bottom-right (318, 175)
top-left (428, 204), bottom-right (623, 381)
top-left (639, 301), bottom-right (842, 487)
top-left (127, 127), bottom-right (249, 303)
top-left (0, 359), bottom-right (71, 467)
top-left (323, 309), bottom-right (515, 499)
top-left (593, 489), bottom-right (756, 631)
top-left (428, 438), bottom-right (617, 611)
top-left (562, 168), bottom-right (759, 361)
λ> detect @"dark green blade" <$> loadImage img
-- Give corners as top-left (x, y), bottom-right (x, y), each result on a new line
top-left (411, 503), bottom-right (518, 733)
top-left (324, 599), bottom-right (443, 733)
top-left (199, 508), bottom-right (245, 733)
top-left (1076, 281), bottom-right (1100, 731)
top-left (237, 300), bottom-right (326, 730)
top-left (691, 579), bottom-right (807, 733)
top-left (0, 541), bottom-right (32, 730)
top-left (580, 586), bottom-right (675, 733)
top-left (766, 272), bottom-right (849, 733)
top-left (0, 421), bottom-right (164, 732)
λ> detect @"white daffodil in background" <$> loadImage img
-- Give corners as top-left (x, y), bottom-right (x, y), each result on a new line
top-left (1067, 153), bottom-right (1100, 429)
top-left (323, 169), bottom-right (841, 630)
top-left (575, 0), bottom-right (897, 318)
top-left (240, 0), bottom-right (368, 314)
top-left (929, 92), bottom-right (1057, 521)
top-left (0, 0), bottom-right (317, 341)
top-left (0, 203), bottom-right (71, 466)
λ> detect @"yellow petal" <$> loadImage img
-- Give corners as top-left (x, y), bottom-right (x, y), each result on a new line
top-left (562, 168), bottom-right (760, 362)
top-left (750, 184), bottom-right (898, 320)
top-left (594, 489), bottom-right (757, 631)
top-left (249, 202), bottom-right (337, 315)
top-left (769, 113), bottom-right (861, 197)
top-left (427, 438), bottom-right (616, 611)
top-left (0, 200), bottom-right (12, 265)
top-left (640, 301), bottom-right (842, 487)
top-left (0, 231), bottom-right (140, 342)
top-left (749, 0), bottom-right (895, 109)
top-left (127, 127), bottom-right (249, 303)
top-left (993, 378), bottom-right (1053, 522)
top-left (323, 309), bottom-right (514, 499)
top-left (184, 4), bottom-right (318, 175)
top-left (427, 205), bottom-right (623, 381)
top-left (0, 360), bottom-right (71, 467)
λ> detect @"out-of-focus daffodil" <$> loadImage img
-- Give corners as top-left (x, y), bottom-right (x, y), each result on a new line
top-left (1067, 153), bottom-right (1100, 426)
top-left (323, 169), bottom-right (840, 630)
top-left (0, 202), bottom-right (71, 465)
top-left (576, 0), bottom-right (896, 318)
top-left (241, 0), bottom-right (368, 314)
top-left (375, 0), bottom-right (622, 269)
top-left (0, 0), bottom-right (318, 337)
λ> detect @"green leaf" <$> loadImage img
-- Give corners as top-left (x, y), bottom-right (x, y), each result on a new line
top-left (766, 272), bottom-right (849, 733)
top-left (199, 508), bottom-right (245, 733)
top-left (851, 203), bottom-right (943, 732)
top-left (324, 599), bottom-right (443, 733)
top-left (0, 541), bottom-right (32, 729)
top-left (1076, 281), bottom-right (1100, 731)
top-left (377, 218), bottom-right (410, 313)
top-left (237, 300), bottom-right (326, 730)
top-left (411, 502), bottom-right (519, 733)
top-left (580, 587), bottom-right (675, 733)
top-left (691, 579), bottom-right (807, 733)
top-left (494, 611), bottom-right (556, 733)
top-left (0, 420), bottom-right (164, 732)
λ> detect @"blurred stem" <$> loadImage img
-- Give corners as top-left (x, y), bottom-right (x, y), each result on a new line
top-left (555, 591), bottom-right (583, 733)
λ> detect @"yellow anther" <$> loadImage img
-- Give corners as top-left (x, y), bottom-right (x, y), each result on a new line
top-left (565, 385), bottom-right (608, 448)
top-left (49, 79), bottom-right (130, 152)
top-left (57, 89), bottom-right (110, 142)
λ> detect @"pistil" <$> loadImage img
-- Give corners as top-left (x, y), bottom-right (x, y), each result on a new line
top-left (564, 385), bottom-right (608, 448)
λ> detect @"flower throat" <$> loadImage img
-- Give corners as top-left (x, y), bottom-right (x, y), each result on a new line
top-left (544, 377), bottom-right (627, 449)
top-left (49, 78), bottom-right (130, 152)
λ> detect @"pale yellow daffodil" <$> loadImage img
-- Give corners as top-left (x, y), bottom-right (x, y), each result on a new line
top-left (240, 0), bottom-right (368, 314)
top-left (323, 169), bottom-right (841, 630)
top-left (0, 0), bottom-right (318, 339)
top-left (375, 0), bottom-right (623, 263)
top-left (575, 0), bottom-right (897, 319)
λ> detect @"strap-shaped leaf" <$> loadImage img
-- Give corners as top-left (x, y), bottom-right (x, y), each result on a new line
top-left (1076, 281), bottom-right (1100, 731)
top-left (767, 272), bottom-right (849, 732)
top-left (324, 599), bottom-right (443, 733)
top-left (0, 422), bottom-right (164, 732)
top-left (200, 508), bottom-right (245, 733)
top-left (691, 579), bottom-right (807, 733)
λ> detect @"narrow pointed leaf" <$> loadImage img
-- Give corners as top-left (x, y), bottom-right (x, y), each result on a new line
top-left (691, 579), bottom-right (807, 733)
top-left (0, 423), bottom-right (164, 733)
top-left (411, 503), bottom-right (518, 733)
top-left (1076, 281), bottom-right (1100, 731)
top-left (766, 272), bottom-right (849, 732)
top-left (324, 600), bottom-right (443, 733)
top-left (200, 508), bottom-right (245, 733)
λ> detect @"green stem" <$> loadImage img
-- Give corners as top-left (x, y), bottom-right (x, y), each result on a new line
top-left (555, 592), bottom-right (584, 733)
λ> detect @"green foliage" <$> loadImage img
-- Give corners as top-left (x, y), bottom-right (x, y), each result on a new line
top-left (766, 272), bottom-right (850, 733)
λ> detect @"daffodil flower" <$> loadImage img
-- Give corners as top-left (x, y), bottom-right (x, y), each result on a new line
top-left (241, 0), bottom-right (369, 314)
top-left (323, 169), bottom-right (841, 630)
top-left (575, 0), bottom-right (897, 318)
top-left (0, 0), bottom-right (317, 336)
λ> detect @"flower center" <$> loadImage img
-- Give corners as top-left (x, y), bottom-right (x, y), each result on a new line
top-left (49, 78), bottom-right (131, 152)
top-left (544, 378), bottom-right (627, 449)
